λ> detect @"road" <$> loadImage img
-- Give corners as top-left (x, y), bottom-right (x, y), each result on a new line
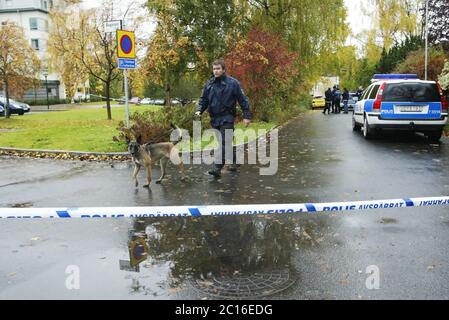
top-left (1, 111), bottom-right (449, 299)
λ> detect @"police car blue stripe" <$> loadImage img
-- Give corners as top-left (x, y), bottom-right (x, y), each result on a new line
top-left (404, 199), bottom-right (414, 207)
top-left (188, 208), bottom-right (202, 217)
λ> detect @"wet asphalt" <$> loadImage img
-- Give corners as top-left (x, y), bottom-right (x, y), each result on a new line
top-left (1, 110), bottom-right (449, 300)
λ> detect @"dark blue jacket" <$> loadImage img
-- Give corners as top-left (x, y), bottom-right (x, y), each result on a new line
top-left (325, 89), bottom-right (333, 101)
top-left (196, 75), bottom-right (251, 127)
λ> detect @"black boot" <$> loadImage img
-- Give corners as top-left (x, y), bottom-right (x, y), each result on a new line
top-left (208, 168), bottom-right (222, 178)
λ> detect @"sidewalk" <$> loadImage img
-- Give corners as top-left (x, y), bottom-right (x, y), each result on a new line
top-left (30, 103), bottom-right (120, 112)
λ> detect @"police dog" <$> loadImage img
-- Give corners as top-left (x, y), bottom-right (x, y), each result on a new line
top-left (128, 125), bottom-right (186, 188)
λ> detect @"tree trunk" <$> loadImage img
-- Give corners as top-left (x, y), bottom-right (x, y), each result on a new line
top-left (164, 66), bottom-right (171, 107)
top-left (4, 77), bottom-right (10, 119)
top-left (105, 79), bottom-right (112, 120)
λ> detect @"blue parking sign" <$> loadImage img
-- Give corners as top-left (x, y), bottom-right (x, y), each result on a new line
top-left (118, 58), bottom-right (136, 69)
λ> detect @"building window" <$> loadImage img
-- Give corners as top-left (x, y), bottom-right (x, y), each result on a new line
top-left (31, 39), bottom-right (40, 51)
top-left (5, 0), bottom-right (13, 7)
top-left (29, 18), bottom-right (48, 31)
top-left (30, 18), bottom-right (38, 30)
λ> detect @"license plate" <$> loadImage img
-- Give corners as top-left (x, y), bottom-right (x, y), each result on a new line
top-left (394, 105), bottom-right (426, 113)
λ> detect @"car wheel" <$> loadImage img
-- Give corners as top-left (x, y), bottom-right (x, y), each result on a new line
top-left (352, 117), bottom-right (361, 132)
top-left (363, 116), bottom-right (373, 139)
top-left (426, 131), bottom-right (443, 143)
top-left (19, 111), bottom-right (24, 116)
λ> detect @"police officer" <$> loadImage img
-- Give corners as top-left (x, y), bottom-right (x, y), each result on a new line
top-left (323, 88), bottom-right (332, 115)
top-left (195, 59), bottom-right (251, 178)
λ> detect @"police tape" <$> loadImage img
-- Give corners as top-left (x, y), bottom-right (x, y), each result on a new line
top-left (0, 196), bottom-right (449, 219)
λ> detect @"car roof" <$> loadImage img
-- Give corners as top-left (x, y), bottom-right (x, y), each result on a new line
top-left (371, 79), bottom-right (437, 85)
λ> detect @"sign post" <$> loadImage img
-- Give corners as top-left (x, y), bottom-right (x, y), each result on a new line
top-left (117, 29), bottom-right (136, 129)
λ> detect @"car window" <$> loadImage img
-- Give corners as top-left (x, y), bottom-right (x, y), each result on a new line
top-left (369, 85), bottom-right (380, 100)
top-left (382, 82), bottom-right (441, 102)
top-left (361, 86), bottom-right (372, 100)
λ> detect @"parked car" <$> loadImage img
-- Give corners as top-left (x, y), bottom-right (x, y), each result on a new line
top-left (153, 99), bottom-right (165, 106)
top-left (129, 97), bottom-right (141, 105)
top-left (0, 100), bottom-right (27, 116)
top-left (347, 93), bottom-right (359, 111)
top-left (352, 74), bottom-right (448, 142)
top-left (0, 96), bottom-right (30, 113)
top-left (117, 96), bottom-right (141, 105)
top-left (140, 98), bottom-right (153, 105)
top-left (311, 96), bottom-right (326, 109)
top-left (118, 96), bottom-right (126, 104)
top-left (0, 104), bottom-right (4, 116)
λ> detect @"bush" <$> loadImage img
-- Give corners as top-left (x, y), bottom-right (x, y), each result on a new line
top-left (114, 104), bottom-right (206, 145)
top-left (394, 47), bottom-right (448, 81)
top-left (24, 98), bottom-right (67, 106)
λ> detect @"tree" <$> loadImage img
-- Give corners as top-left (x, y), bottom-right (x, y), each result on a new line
top-left (376, 35), bottom-right (424, 73)
top-left (394, 47), bottom-right (448, 80)
top-left (224, 27), bottom-right (298, 119)
top-left (48, 1), bottom-right (124, 120)
top-left (371, 0), bottom-right (422, 50)
top-left (0, 23), bottom-right (40, 118)
top-left (248, 0), bottom-right (349, 82)
top-left (439, 59), bottom-right (449, 90)
top-left (147, 0), bottom-right (238, 80)
top-left (144, 9), bottom-right (191, 107)
top-left (427, 0), bottom-right (449, 50)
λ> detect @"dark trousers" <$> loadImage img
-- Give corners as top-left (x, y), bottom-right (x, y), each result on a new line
top-left (332, 99), bottom-right (341, 113)
top-left (323, 100), bottom-right (332, 114)
top-left (213, 122), bottom-right (235, 170)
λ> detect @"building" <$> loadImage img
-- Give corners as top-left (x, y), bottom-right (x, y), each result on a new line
top-left (0, 0), bottom-right (89, 103)
top-left (311, 76), bottom-right (340, 98)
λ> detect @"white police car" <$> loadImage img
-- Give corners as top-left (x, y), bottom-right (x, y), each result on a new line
top-left (352, 74), bottom-right (448, 142)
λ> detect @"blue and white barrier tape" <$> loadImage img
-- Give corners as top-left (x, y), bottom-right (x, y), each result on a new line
top-left (0, 196), bottom-right (448, 219)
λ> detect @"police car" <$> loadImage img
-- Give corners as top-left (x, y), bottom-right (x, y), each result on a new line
top-left (352, 74), bottom-right (448, 142)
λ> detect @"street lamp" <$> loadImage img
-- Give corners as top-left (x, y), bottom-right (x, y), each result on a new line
top-left (43, 71), bottom-right (49, 110)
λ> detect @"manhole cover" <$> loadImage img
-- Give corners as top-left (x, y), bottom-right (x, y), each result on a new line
top-left (189, 268), bottom-right (296, 299)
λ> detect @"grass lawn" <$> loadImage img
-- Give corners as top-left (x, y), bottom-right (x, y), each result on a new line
top-left (75, 101), bottom-right (120, 106)
top-left (0, 107), bottom-right (276, 153)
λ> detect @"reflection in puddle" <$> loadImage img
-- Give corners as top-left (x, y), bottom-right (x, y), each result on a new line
top-left (119, 215), bottom-right (331, 299)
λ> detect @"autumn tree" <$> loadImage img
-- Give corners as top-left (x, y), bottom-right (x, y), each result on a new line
top-left (147, 0), bottom-right (239, 80)
top-left (224, 27), bottom-right (298, 120)
top-left (370, 0), bottom-right (422, 50)
top-left (248, 0), bottom-right (349, 81)
top-left (48, 1), bottom-right (127, 120)
top-left (394, 47), bottom-right (448, 80)
top-left (0, 23), bottom-right (40, 118)
top-left (145, 9), bottom-right (191, 107)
